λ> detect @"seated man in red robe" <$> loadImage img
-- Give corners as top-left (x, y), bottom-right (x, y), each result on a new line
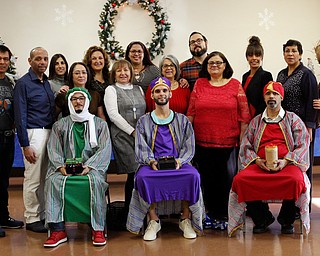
top-left (228, 81), bottom-right (310, 236)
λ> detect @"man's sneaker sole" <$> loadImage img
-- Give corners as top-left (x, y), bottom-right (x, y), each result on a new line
top-left (1, 225), bottom-right (23, 229)
top-left (93, 240), bottom-right (107, 246)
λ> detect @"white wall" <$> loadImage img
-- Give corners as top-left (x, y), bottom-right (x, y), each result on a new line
top-left (2, 0), bottom-right (320, 82)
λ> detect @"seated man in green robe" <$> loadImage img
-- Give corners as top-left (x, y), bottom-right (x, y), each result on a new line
top-left (43, 87), bottom-right (111, 248)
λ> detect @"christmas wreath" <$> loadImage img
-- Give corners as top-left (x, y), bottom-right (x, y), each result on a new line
top-left (98, 0), bottom-right (171, 60)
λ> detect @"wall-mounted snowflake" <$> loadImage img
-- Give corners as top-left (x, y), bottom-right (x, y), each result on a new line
top-left (54, 5), bottom-right (74, 26)
top-left (258, 8), bottom-right (275, 31)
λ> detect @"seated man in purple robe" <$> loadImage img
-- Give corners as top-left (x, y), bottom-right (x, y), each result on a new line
top-left (127, 77), bottom-right (205, 241)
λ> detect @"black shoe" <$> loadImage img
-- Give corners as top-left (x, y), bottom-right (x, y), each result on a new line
top-left (281, 224), bottom-right (294, 234)
top-left (26, 221), bottom-right (47, 233)
top-left (0, 227), bottom-right (5, 237)
top-left (0, 217), bottom-right (24, 229)
top-left (253, 216), bottom-right (275, 234)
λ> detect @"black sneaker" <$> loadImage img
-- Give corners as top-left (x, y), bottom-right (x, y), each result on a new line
top-left (0, 217), bottom-right (24, 229)
top-left (253, 215), bottom-right (275, 234)
top-left (0, 227), bottom-right (5, 237)
top-left (26, 220), bottom-right (47, 233)
top-left (281, 224), bottom-right (294, 234)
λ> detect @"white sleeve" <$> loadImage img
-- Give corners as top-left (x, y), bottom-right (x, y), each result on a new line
top-left (104, 86), bottom-right (135, 135)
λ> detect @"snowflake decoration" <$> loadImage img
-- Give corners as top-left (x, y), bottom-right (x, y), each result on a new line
top-left (54, 5), bottom-right (74, 26)
top-left (258, 8), bottom-right (275, 31)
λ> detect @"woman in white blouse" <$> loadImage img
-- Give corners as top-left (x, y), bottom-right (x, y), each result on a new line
top-left (104, 60), bottom-right (146, 211)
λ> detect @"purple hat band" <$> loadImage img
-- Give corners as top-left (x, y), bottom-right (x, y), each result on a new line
top-left (150, 77), bottom-right (171, 92)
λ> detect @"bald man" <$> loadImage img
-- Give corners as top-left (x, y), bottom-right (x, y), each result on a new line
top-left (14, 47), bottom-right (55, 232)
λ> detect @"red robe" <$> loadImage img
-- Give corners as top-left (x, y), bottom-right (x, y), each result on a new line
top-left (232, 123), bottom-right (305, 202)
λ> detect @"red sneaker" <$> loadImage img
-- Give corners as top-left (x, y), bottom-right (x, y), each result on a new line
top-left (43, 231), bottom-right (67, 248)
top-left (92, 230), bottom-right (106, 246)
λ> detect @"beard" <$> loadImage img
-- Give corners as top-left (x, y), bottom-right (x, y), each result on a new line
top-left (154, 97), bottom-right (169, 106)
top-left (75, 109), bottom-right (83, 113)
top-left (267, 100), bottom-right (277, 109)
top-left (190, 45), bottom-right (207, 57)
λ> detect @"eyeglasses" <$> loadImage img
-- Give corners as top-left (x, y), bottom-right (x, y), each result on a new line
top-left (130, 50), bottom-right (143, 55)
top-left (208, 61), bottom-right (225, 67)
top-left (0, 57), bottom-right (10, 62)
top-left (73, 71), bottom-right (87, 76)
top-left (162, 64), bottom-right (175, 69)
top-left (189, 38), bottom-right (204, 46)
top-left (70, 96), bottom-right (85, 102)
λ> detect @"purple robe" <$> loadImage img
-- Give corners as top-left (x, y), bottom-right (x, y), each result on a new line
top-left (135, 126), bottom-right (200, 205)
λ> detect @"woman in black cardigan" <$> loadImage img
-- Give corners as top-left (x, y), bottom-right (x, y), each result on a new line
top-left (242, 36), bottom-right (273, 118)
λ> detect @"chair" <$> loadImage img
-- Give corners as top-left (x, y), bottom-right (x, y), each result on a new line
top-left (228, 189), bottom-right (309, 238)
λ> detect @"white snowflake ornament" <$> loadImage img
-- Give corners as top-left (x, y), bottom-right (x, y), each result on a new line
top-left (54, 5), bottom-right (74, 26)
top-left (258, 8), bottom-right (275, 31)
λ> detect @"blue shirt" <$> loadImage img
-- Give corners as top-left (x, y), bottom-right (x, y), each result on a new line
top-left (14, 68), bottom-right (55, 147)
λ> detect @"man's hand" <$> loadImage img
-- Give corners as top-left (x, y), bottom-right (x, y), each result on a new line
top-left (23, 146), bottom-right (37, 164)
top-left (150, 160), bottom-right (158, 171)
top-left (81, 166), bottom-right (92, 175)
top-left (58, 166), bottom-right (68, 176)
top-left (175, 159), bottom-right (181, 170)
top-left (255, 158), bottom-right (270, 172)
top-left (179, 78), bottom-right (189, 88)
top-left (270, 159), bottom-right (289, 172)
top-left (313, 99), bottom-right (320, 110)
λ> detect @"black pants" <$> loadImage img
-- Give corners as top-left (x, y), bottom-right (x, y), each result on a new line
top-left (246, 200), bottom-right (296, 226)
top-left (307, 130), bottom-right (315, 212)
top-left (194, 145), bottom-right (234, 220)
top-left (124, 172), bottom-right (135, 212)
top-left (0, 132), bottom-right (15, 223)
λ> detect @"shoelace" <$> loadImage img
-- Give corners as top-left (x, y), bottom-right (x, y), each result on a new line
top-left (94, 231), bottom-right (104, 240)
top-left (146, 221), bottom-right (158, 232)
top-left (49, 232), bottom-right (60, 240)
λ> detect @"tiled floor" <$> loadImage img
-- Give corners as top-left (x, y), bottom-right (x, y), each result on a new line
top-left (1, 173), bottom-right (320, 256)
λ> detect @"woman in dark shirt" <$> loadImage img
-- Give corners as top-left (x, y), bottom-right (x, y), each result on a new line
top-left (242, 36), bottom-right (273, 118)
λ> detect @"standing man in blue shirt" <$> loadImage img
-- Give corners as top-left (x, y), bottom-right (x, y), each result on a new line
top-left (14, 47), bottom-right (55, 233)
top-left (0, 45), bottom-right (24, 237)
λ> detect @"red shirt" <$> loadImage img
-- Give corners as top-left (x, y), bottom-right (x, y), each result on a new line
top-left (146, 86), bottom-right (191, 114)
top-left (187, 78), bottom-right (250, 148)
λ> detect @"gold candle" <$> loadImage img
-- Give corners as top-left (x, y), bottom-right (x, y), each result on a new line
top-left (265, 145), bottom-right (278, 169)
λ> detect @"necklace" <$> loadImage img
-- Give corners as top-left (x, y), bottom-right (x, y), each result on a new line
top-left (134, 65), bottom-right (146, 83)
top-left (117, 85), bottom-right (137, 120)
top-left (134, 71), bottom-right (145, 83)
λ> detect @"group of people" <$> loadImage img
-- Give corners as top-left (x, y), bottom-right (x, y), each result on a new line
top-left (0, 32), bottom-right (319, 248)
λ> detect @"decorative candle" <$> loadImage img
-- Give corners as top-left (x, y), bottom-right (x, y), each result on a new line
top-left (265, 145), bottom-right (278, 169)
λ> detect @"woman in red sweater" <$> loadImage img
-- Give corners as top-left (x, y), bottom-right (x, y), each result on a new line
top-left (187, 51), bottom-right (250, 228)
top-left (146, 55), bottom-right (190, 114)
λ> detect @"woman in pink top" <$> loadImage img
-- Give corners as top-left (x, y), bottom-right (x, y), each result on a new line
top-left (187, 51), bottom-right (250, 227)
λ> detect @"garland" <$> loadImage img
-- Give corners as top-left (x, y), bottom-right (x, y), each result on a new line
top-left (98, 0), bottom-right (171, 60)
